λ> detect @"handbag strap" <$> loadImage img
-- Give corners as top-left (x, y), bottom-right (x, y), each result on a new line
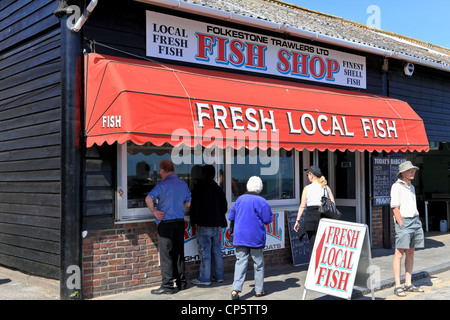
top-left (323, 185), bottom-right (329, 198)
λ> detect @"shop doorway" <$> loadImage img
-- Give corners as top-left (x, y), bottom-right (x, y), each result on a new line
top-left (306, 150), bottom-right (365, 223)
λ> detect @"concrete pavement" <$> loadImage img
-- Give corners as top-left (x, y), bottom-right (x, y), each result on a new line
top-left (0, 266), bottom-right (59, 300)
top-left (357, 268), bottom-right (450, 300)
top-left (0, 232), bottom-right (448, 300)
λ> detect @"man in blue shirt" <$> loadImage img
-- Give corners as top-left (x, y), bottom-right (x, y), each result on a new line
top-left (146, 160), bottom-right (191, 294)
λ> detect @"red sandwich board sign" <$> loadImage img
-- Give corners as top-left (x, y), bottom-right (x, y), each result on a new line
top-left (302, 218), bottom-right (375, 300)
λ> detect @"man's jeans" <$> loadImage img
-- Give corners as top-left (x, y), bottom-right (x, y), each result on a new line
top-left (196, 226), bottom-right (224, 282)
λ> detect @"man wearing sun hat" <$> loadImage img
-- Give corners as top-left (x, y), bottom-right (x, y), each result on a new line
top-left (390, 160), bottom-right (425, 297)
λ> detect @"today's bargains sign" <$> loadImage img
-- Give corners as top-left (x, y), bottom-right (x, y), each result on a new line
top-left (303, 219), bottom-right (372, 300)
top-left (146, 11), bottom-right (367, 89)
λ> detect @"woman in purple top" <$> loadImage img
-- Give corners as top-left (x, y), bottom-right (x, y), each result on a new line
top-left (228, 176), bottom-right (273, 300)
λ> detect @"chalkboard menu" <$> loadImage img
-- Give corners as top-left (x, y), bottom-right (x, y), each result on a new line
top-left (286, 210), bottom-right (310, 266)
top-left (372, 157), bottom-right (404, 206)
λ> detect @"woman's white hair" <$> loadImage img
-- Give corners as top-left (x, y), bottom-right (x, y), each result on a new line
top-left (246, 176), bottom-right (263, 194)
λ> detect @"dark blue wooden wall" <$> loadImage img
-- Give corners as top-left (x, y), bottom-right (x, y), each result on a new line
top-left (0, 0), bottom-right (61, 279)
top-left (388, 60), bottom-right (450, 142)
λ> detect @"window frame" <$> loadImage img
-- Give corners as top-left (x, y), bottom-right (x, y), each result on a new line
top-left (116, 144), bottom-right (301, 222)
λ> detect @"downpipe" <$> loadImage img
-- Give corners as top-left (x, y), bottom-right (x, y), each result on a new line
top-left (72, 0), bottom-right (98, 33)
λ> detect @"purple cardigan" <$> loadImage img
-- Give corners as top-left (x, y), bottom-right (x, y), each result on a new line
top-left (228, 193), bottom-right (273, 248)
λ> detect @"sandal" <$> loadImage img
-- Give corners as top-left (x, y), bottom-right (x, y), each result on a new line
top-left (255, 290), bottom-right (266, 297)
top-left (404, 285), bottom-right (424, 293)
top-left (231, 290), bottom-right (240, 300)
top-left (394, 286), bottom-right (407, 297)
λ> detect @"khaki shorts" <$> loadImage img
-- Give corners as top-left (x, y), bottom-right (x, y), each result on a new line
top-left (395, 216), bottom-right (424, 249)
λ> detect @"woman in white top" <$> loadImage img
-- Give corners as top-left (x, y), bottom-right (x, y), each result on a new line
top-left (294, 166), bottom-right (335, 252)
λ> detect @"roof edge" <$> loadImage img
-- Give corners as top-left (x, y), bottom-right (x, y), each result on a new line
top-left (273, 0), bottom-right (450, 54)
top-left (134, 0), bottom-right (450, 73)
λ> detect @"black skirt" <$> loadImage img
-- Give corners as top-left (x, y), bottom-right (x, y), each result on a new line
top-left (299, 206), bottom-right (321, 238)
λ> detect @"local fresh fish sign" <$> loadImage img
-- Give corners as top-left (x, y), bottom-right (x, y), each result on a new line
top-left (303, 218), bottom-right (374, 300)
top-left (146, 11), bottom-right (367, 89)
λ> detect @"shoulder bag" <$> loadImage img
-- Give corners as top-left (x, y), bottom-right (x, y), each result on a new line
top-left (318, 186), bottom-right (341, 220)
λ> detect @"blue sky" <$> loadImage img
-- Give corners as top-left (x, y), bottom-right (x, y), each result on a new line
top-left (284, 0), bottom-right (450, 49)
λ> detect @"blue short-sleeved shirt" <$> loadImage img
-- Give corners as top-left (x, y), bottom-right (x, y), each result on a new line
top-left (148, 174), bottom-right (191, 224)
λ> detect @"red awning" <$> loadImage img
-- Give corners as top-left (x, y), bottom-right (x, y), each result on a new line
top-left (84, 53), bottom-right (429, 153)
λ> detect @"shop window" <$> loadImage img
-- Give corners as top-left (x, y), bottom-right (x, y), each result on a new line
top-left (230, 148), bottom-right (295, 201)
top-left (117, 143), bottom-right (298, 221)
top-left (126, 143), bottom-right (171, 210)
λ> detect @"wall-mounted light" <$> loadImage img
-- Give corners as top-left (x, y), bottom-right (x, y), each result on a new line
top-left (404, 62), bottom-right (414, 77)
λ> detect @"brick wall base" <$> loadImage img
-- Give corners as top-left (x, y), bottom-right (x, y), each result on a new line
top-left (371, 206), bottom-right (395, 249)
top-left (82, 219), bottom-right (292, 299)
top-left (82, 222), bottom-right (161, 299)
top-left (371, 206), bottom-right (383, 248)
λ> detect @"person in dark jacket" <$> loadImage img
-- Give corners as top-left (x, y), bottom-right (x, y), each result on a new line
top-left (228, 176), bottom-right (273, 300)
top-left (190, 165), bottom-right (228, 286)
